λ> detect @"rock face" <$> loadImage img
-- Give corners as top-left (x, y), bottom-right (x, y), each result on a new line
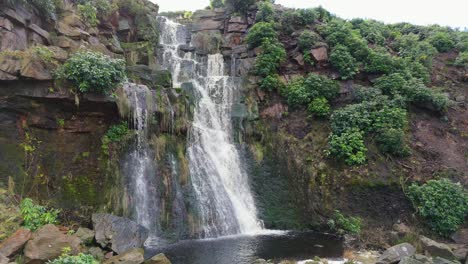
top-left (376, 243), bottom-right (416, 264)
top-left (311, 46), bottom-right (328, 62)
top-left (420, 236), bottom-right (456, 260)
top-left (144, 253), bottom-right (172, 264)
top-left (92, 214), bottom-right (149, 255)
top-left (103, 248), bottom-right (145, 264)
top-left (0, 228), bottom-right (31, 258)
top-left (23, 224), bottom-right (81, 263)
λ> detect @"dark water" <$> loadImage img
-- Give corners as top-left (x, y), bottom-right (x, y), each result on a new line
top-left (145, 231), bottom-right (343, 264)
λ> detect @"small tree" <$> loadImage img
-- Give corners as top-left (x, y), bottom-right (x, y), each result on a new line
top-left (329, 128), bottom-right (367, 166)
top-left (245, 22), bottom-right (278, 48)
top-left (210, 0), bottom-right (224, 9)
top-left (329, 45), bottom-right (359, 80)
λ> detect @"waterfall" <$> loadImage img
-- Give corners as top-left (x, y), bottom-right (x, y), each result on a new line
top-left (157, 17), bottom-right (262, 238)
top-left (120, 83), bottom-right (161, 243)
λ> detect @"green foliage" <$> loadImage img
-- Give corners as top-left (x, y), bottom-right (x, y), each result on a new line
top-left (30, 46), bottom-right (56, 64)
top-left (56, 51), bottom-right (126, 95)
top-left (78, 2), bottom-right (99, 27)
top-left (4, 0), bottom-right (57, 19)
top-left (297, 30), bottom-right (319, 52)
top-left (20, 198), bottom-right (59, 231)
top-left (48, 250), bottom-right (98, 264)
top-left (329, 45), bottom-right (359, 80)
top-left (210, 0), bottom-right (224, 9)
top-left (101, 122), bottom-right (130, 154)
top-left (408, 179), bottom-right (468, 236)
top-left (322, 19), bottom-right (370, 61)
top-left (224, 0), bottom-right (255, 14)
top-left (376, 128), bottom-right (410, 156)
top-left (246, 22), bottom-right (278, 48)
top-left (254, 39), bottom-right (287, 77)
top-left (454, 51), bottom-right (468, 67)
top-left (428, 31), bottom-right (455, 53)
top-left (260, 74), bottom-right (284, 92)
top-left (351, 19), bottom-right (388, 45)
top-left (394, 34), bottom-right (437, 67)
top-left (286, 73), bottom-right (339, 107)
top-left (308, 97), bottom-right (330, 117)
top-left (329, 128), bottom-right (367, 166)
top-left (255, 1), bottom-right (275, 23)
top-left (364, 48), bottom-right (399, 74)
top-left (328, 210), bottom-right (362, 235)
top-left (293, 8), bottom-right (317, 26)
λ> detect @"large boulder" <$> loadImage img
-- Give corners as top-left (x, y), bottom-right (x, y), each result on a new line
top-left (92, 214), bottom-right (149, 255)
top-left (144, 253), bottom-right (171, 264)
top-left (310, 47), bottom-right (328, 62)
top-left (24, 224), bottom-right (81, 263)
top-left (376, 243), bottom-right (416, 264)
top-left (420, 236), bottom-right (457, 261)
top-left (451, 229), bottom-right (468, 244)
top-left (0, 228), bottom-right (31, 258)
top-left (103, 248), bottom-right (144, 264)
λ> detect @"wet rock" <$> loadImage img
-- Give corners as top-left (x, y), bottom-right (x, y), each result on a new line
top-left (144, 253), bottom-right (171, 264)
top-left (191, 31), bottom-right (223, 54)
top-left (103, 248), bottom-right (144, 264)
top-left (451, 229), bottom-right (468, 244)
top-left (92, 214), bottom-right (149, 255)
top-left (376, 243), bottom-right (416, 264)
top-left (75, 227), bottom-right (94, 245)
top-left (24, 224), bottom-right (81, 263)
top-left (0, 228), bottom-right (31, 258)
top-left (420, 236), bottom-right (456, 261)
top-left (311, 47), bottom-right (328, 62)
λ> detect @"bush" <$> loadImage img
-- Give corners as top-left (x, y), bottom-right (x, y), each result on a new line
top-left (255, 1), bottom-right (275, 23)
top-left (454, 51), bottom-right (468, 67)
top-left (329, 128), bottom-right (367, 166)
top-left (49, 248), bottom-right (98, 264)
top-left (330, 45), bottom-right (359, 80)
top-left (297, 30), bottom-right (319, 52)
top-left (322, 19), bottom-right (370, 61)
top-left (245, 22), bottom-right (278, 48)
top-left (376, 128), bottom-right (410, 156)
top-left (328, 210), bottom-right (362, 235)
top-left (303, 73), bottom-right (340, 99)
top-left (254, 39), bottom-right (286, 77)
top-left (308, 97), bottom-right (330, 117)
top-left (407, 179), bottom-right (468, 236)
top-left (56, 51), bottom-right (126, 94)
top-left (294, 8), bottom-right (317, 26)
top-left (374, 73), bottom-right (408, 96)
top-left (260, 74), bottom-right (284, 92)
top-left (225, 0), bottom-right (255, 14)
top-left (78, 2), bottom-right (98, 27)
top-left (428, 31), bottom-right (455, 53)
top-left (286, 77), bottom-right (309, 106)
top-left (394, 34), bottom-right (437, 67)
top-left (330, 103), bottom-right (373, 135)
top-left (210, 0), bottom-right (224, 9)
top-left (101, 122), bottom-right (130, 154)
top-left (20, 198), bottom-right (59, 231)
top-left (30, 0), bottom-right (57, 19)
top-left (364, 48), bottom-right (398, 74)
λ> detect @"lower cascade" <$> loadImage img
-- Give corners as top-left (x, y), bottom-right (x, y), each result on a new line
top-left (158, 16), bottom-right (263, 237)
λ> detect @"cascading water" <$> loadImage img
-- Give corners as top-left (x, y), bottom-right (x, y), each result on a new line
top-left (120, 83), bottom-right (161, 243)
top-left (157, 17), bottom-right (263, 237)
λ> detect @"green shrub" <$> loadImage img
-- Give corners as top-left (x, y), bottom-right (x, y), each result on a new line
top-left (224, 0), bottom-right (255, 14)
top-left (454, 51), bottom-right (468, 67)
top-left (286, 77), bottom-right (309, 106)
top-left (374, 73), bottom-right (408, 96)
top-left (303, 73), bottom-right (340, 99)
top-left (20, 198), bottom-right (59, 231)
top-left (328, 210), bottom-right (362, 235)
top-left (308, 97), bottom-right (330, 117)
top-left (254, 39), bottom-right (286, 77)
top-left (376, 128), bottom-right (410, 156)
top-left (330, 103), bottom-right (373, 135)
top-left (30, 0), bottom-right (57, 19)
top-left (210, 0), bottom-right (224, 9)
top-left (298, 30), bottom-right (319, 52)
top-left (394, 34), bottom-right (437, 67)
top-left (428, 31), bottom-right (455, 53)
top-left (329, 128), bottom-right (367, 166)
top-left (364, 49), bottom-right (398, 74)
top-left (78, 2), bottom-right (98, 27)
top-left (408, 179), bottom-right (468, 236)
top-left (260, 74), bottom-right (284, 92)
top-left (48, 249), bottom-right (98, 264)
top-left (370, 106), bottom-right (408, 133)
top-left (255, 1), bottom-right (275, 23)
top-left (245, 22), bottom-right (278, 48)
top-left (101, 122), bottom-right (130, 154)
top-left (351, 19), bottom-right (388, 45)
top-left (330, 45), bottom-right (359, 80)
top-left (56, 51), bottom-right (126, 94)
top-left (294, 8), bottom-right (317, 26)
top-left (322, 19), bottom-right (370, 61)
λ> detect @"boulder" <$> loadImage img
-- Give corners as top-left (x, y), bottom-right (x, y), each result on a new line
top-left (294, 53), bottom-right (304, 66)
top-left (28, 24), bottom-right (50, 43)
top-left (0, 18), bottom-right (13, 31)
top-left (432, 257), bottom-right (459, 264)
top-left (420, 236), bottom-right (456, 261)
top-left (75, 227), bottom-right (94, 245)
top-left (399, 254), bottom-right (432, 264)
top-left (103, 248), bottom-right (144, 264)
top-left (311, 47), bottom-right (328, 62)
top-left (92, 214), bottom-right (149, 255)
top-left (24, 224), bottom-right (81, 263)
top-left (451, 229), bottom-right (468, 244)
top-left (0, 55), bottom-right (21, 75)
top-left (87, 247), bottom-right (105, 261)
top-left (0, 228), bottom-right (31, 258)
top-left (144, 253), bottom-right (171, 264)
top-left (376, 243), bottom-right (416, 264)
top-left (227, 22), bottom-right (247, 33)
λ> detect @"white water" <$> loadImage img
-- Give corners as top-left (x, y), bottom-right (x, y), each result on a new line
top-left (158, 17), bottom-right (263, 237)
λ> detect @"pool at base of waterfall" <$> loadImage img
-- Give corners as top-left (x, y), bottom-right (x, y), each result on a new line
top-left (144, 231), bottom-right (343, 264)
